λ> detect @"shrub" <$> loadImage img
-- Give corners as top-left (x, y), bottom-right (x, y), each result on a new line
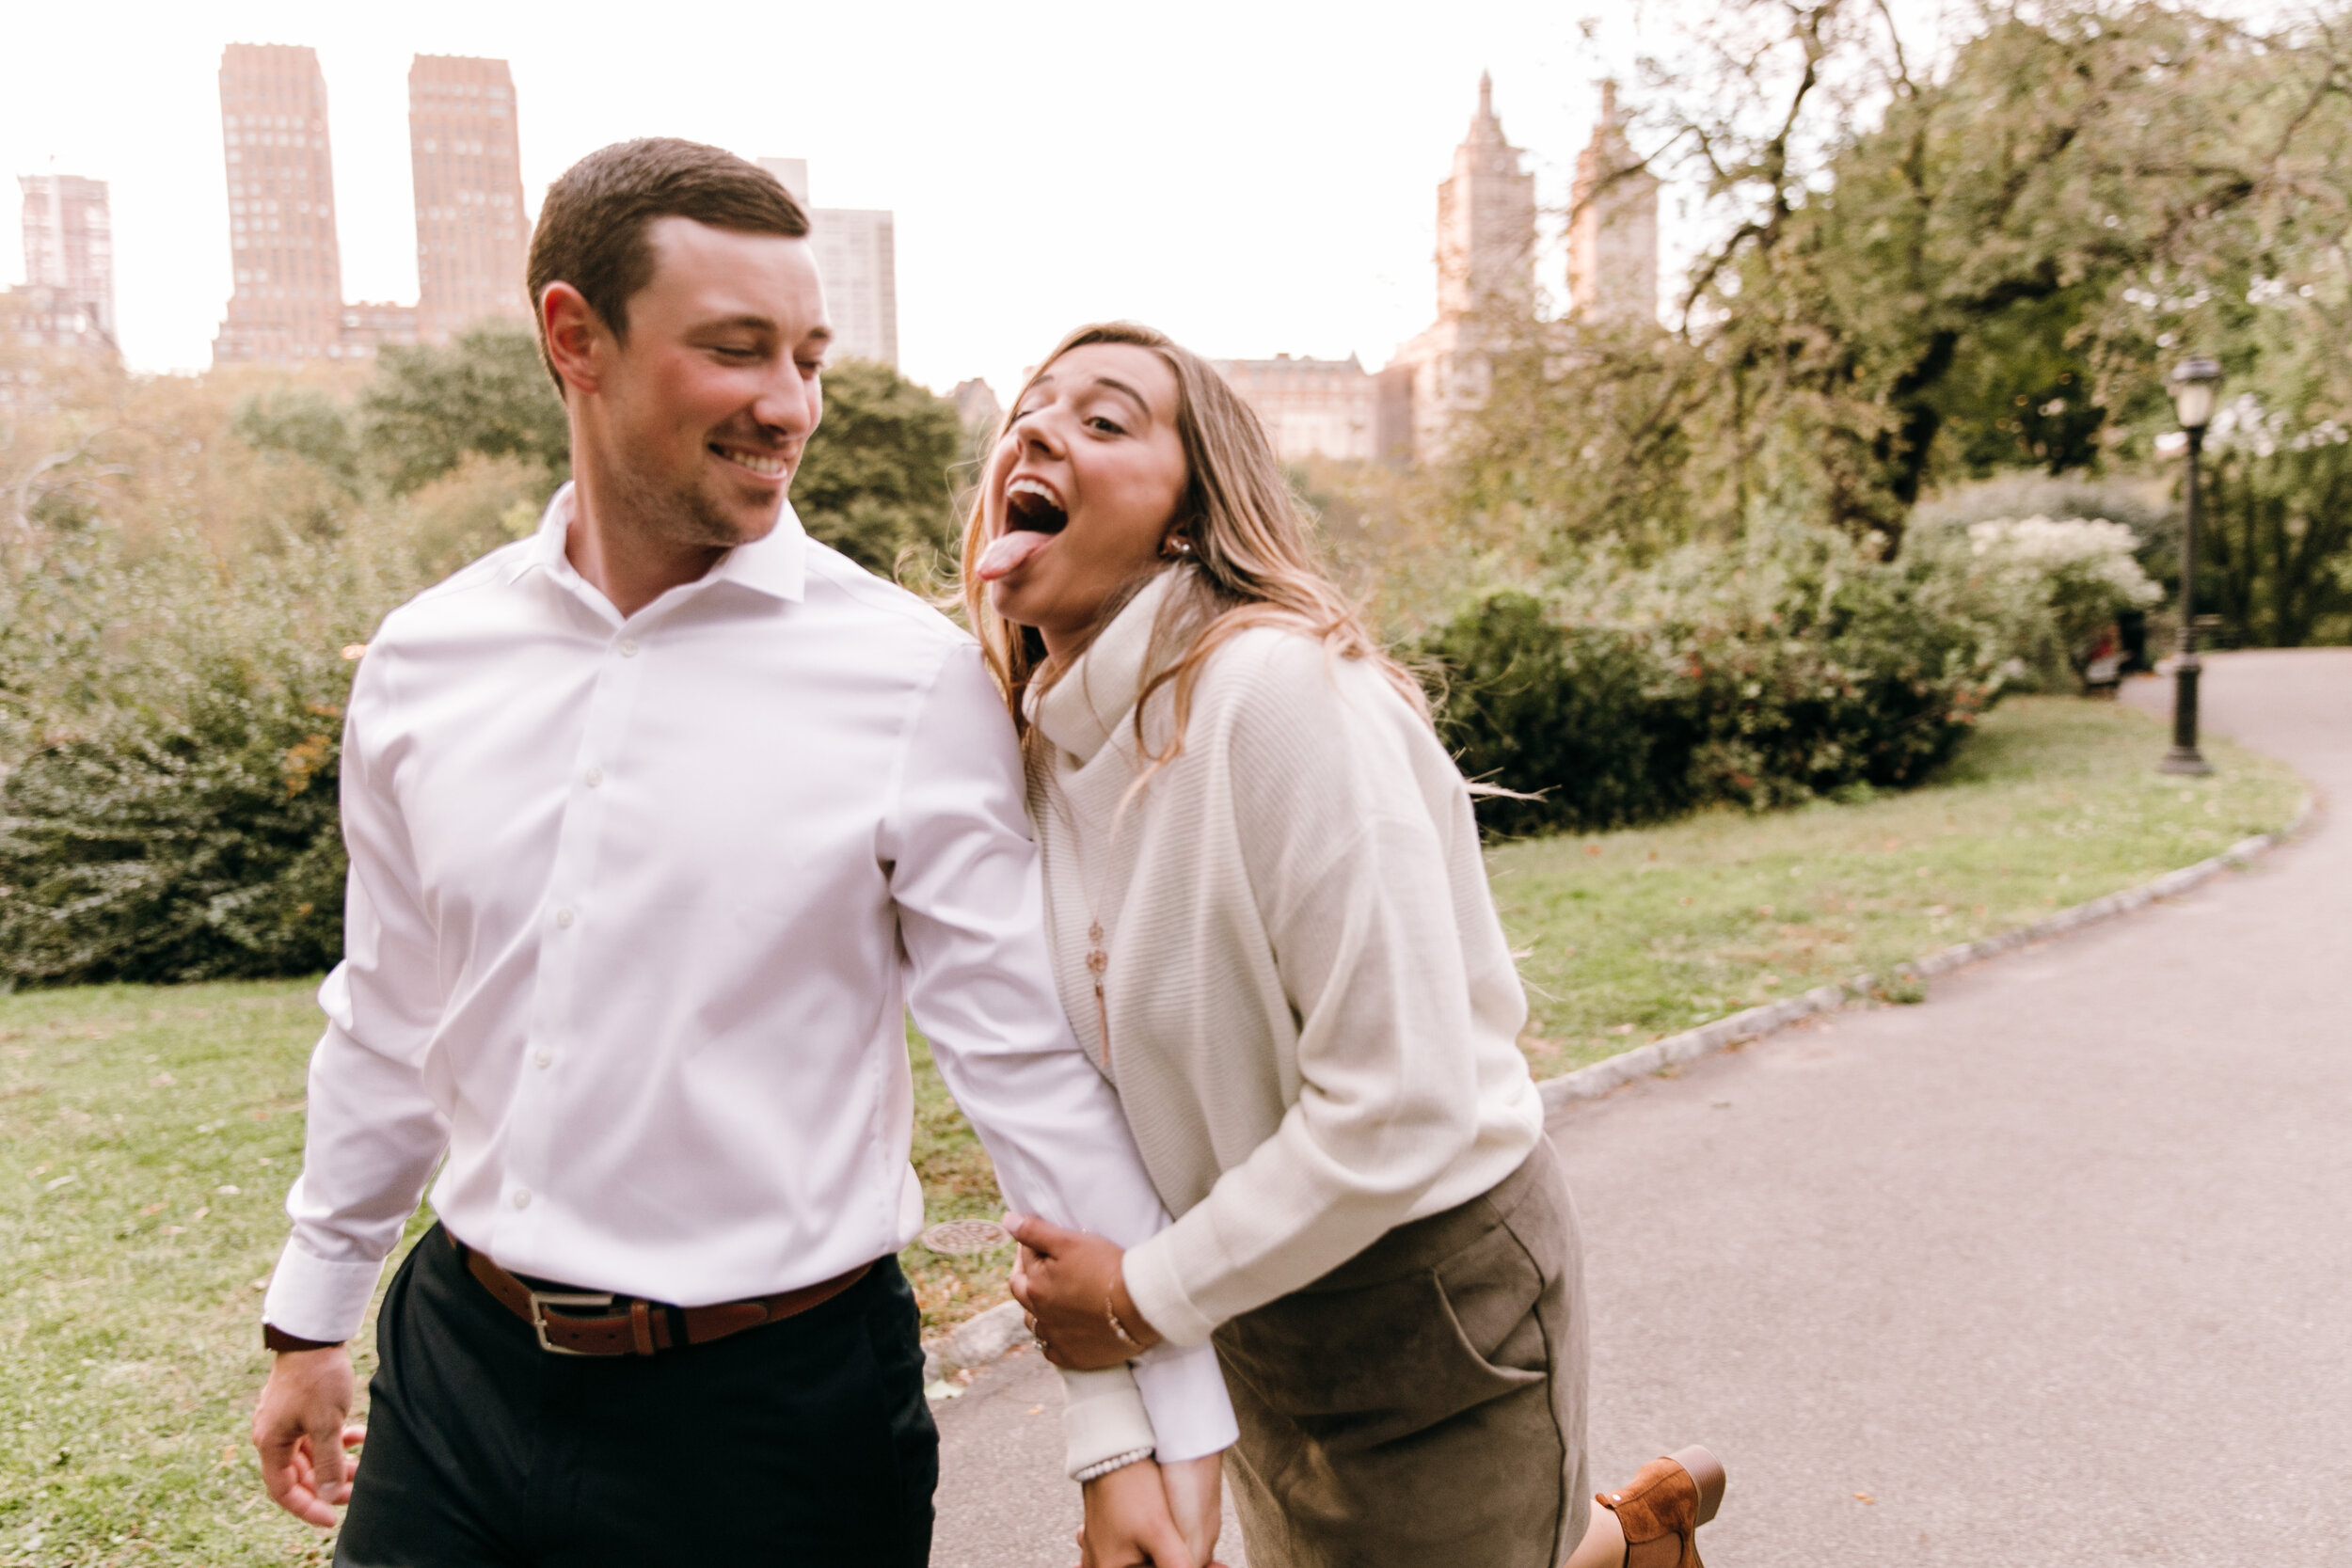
top-left (1422, 594), bottom-right (1695, 836)
top-left (1420, 523), bottom-right (2010, 834)
top-left (0, 519), bottom-right (412, 985)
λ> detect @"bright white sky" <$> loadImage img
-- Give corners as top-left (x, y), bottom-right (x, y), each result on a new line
top-left (5, 0), bottom-right (1695, 399)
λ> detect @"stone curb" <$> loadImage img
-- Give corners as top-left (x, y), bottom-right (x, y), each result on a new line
top-left (1537, 794), bottom-right (2317, 1116)
top-left (922, 1296), bottom-right (1026, 1387)
top-left (919, 794), bottom-right (2318, 1386)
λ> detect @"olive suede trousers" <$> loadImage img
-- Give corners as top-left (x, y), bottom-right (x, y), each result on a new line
top-left (333, 1226), bottom-right (936, 1568)
top-left (1212, 1140), bottom-right (1589, 1568)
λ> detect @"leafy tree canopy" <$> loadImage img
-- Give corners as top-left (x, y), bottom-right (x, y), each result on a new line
top-left (791, 358), bottom-right (966, 577)
top-left (358, 323), bottom-right (570, 495)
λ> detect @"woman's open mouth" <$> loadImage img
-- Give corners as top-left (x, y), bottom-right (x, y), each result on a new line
top-left (977, 478), bottom-right (1068, 580)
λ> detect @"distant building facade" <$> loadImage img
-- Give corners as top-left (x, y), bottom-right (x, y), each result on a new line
top-left (213, 43), bottom-right (348, 365)
top-left (952, 377), bottom-right (1003, 438)
top-left (19, 174), bottom-right (116, 344)
top-left (1214, 355), bottom-right (1378, 463)
top-left (409, 55), bottom-right (530, 342)
top-left (1567, 82), bottom-right (1660, 325)
top-left (339, 300), bottom-right (421, 355)
top-left (1386, 73), bottom-right (1538, 461)
top-left (758, 158), bottom-right (899, 368)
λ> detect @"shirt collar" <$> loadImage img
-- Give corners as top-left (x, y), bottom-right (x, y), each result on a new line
top-left (1030, 568), bottom-right (1184, 767)
top-left (509, 481), bottom-right (809, 605)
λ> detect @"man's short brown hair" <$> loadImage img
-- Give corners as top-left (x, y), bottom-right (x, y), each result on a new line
top-left (526, 137), bottom-right (809, 392)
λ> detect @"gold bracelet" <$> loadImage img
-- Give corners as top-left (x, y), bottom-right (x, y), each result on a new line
top-left (1105, 1287), bottom-right (1145, 1352)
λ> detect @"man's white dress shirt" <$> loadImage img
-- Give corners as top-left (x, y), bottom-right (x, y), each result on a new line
top-left (262, 485), bottom-right (1232, 1466)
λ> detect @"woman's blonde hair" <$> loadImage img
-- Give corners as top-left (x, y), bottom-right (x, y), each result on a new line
top-left (960, 321), bottom-right (1427, 770)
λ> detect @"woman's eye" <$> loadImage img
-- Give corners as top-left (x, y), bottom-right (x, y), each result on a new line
top-left (1086, 417), bottom-right (1126, 436)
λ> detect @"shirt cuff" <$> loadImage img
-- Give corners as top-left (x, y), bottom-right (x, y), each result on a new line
top-left (1131, 1339), bottom-right (1238, 1463)
top-left (1060, 1367), bottom-right (1158, 1480)
top-left (1120, 1231), bottom-right (1219, 1349)
top-left (260, 1235), bottom-right (391, 1345)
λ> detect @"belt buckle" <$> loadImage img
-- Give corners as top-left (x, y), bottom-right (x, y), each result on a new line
top-left (527, 1289), bottom-right (615, 1355)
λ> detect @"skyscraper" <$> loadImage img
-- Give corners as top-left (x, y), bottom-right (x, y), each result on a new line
top-left (213, 43), bottom-right (347, 365)
top-left (1568, 82), bottom-right (1661, 325)
top-left (1435, 72), bottom-right (1536, 318)
top-left (408, 55), bottom-right (530, 342)
top-left (757, 159), bottom-right (899, 369)
top-left (19, 174), bottom-right (115, 343)
top-left (1387, 74), bottom-right (1538, 460)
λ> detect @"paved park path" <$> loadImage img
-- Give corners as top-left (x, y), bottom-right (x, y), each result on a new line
top-left (932, 649), bottom-right (2352, 1567)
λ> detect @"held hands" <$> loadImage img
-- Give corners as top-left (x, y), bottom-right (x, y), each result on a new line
top-left (252, 1346), bottom-right (363, 1527)
top-left (1005, 1213), bottom-right (1163, 1371)
top-left (1078, 1455), bottom-right (1227, 1568)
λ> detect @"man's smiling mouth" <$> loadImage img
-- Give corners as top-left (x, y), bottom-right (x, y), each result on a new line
top-left (712, 443), bottom-right (788, 479)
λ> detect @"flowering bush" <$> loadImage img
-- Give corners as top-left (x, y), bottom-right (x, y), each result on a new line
top-left (1961, 515), bottom-right (2162, 688)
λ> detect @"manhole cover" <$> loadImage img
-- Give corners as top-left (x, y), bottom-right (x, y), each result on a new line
top-left (920, 1220), bottom-right (1012, 1257)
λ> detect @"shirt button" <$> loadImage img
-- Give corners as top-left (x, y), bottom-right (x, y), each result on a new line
top-left (616, 636), bottom-right (639, 657)
top-left (582, 767), bottom-right (603, 788)
top-left (512, 1189), bottom-right (532, 1210)
top-left (533, 1049), bottom-right (552, 1069)
top-left (554, 907), bottom-right (575, 928)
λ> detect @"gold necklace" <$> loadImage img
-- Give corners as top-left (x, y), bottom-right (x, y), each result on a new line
top-left (1044, 768), bottom-right (1117, 1073)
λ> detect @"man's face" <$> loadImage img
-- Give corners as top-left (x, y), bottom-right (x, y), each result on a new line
top-left (582, 216), bottom-right (831, 549)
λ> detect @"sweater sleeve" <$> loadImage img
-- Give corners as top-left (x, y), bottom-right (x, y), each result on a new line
top-left (1120, 647), bottom-right (1488, 1346)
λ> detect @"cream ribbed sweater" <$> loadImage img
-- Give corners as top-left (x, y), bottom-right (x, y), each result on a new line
top-left (1028, 569), bottom-right (1545, 1353)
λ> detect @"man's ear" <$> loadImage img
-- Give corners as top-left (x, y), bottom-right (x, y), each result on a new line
top-left (540, 282), bottom-right (608, 400)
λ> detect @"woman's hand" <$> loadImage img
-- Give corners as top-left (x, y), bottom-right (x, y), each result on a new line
top-left (1079, 1459), bottom-right (1198, 1568)
top-left (1006, 1213), bottom-right (1163, 1370)
top-left (1159, 1453), bottom-right (1224, 1566)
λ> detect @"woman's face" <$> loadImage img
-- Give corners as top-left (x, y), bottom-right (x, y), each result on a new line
top-left (977, 343), bottom-right (1189, 654)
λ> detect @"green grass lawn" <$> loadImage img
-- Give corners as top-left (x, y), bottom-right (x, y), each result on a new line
top-left (0, 694), bottom-right (2304, 1564)
top-left (0, 995), bottom-right (1006, 1566)
top-left (1491, 696), bottom-right (2304, 1078)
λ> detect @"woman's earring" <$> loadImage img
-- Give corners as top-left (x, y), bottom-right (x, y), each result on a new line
top-left (1162, 533), bottom-right (1194, 559)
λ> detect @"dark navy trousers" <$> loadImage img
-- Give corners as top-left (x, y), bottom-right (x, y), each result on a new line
top-left (335, 1225), bottom-right (936, 1567)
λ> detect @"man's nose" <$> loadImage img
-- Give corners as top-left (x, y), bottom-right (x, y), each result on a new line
top-left (753, 368), bottom-right (818, 441)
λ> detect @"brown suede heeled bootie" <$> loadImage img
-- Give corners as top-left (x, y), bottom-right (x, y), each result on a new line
top-left (1596, 1445), bottom-right (1726, 1568)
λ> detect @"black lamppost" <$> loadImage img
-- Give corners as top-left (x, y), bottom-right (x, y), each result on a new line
top-left (2160, 356), bottom-right (2224, 776)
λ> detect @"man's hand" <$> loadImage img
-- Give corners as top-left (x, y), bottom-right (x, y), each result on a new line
top-left (252, 1345), bottom-right (362, 1527)
top-left (1006, 1213), bottom-right (1162, 1371)
top-left (1160, 1453), bottom-right (1224, 1566)
top-left (1078, 1459), bottom-right (1198, 1568)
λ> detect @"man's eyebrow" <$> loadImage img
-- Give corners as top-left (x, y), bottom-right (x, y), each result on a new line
top-left (691, 313), bottom-right (781, 336)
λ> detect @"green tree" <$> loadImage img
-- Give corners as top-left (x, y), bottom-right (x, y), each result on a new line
top-left (792, 359), bottom-right (965, 576)
top-left (358, 322), bottom-right (569, 495)
top-left (1448, 0), bottom-right (2352, 563)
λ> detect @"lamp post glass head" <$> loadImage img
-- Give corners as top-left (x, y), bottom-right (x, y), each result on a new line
top-left (2169, 356), bottom-right (2224, 433)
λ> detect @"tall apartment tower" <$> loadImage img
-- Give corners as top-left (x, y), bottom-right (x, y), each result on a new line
top-left (213, 43), bottom-right (346, 365)
top-left (757, 158), bottom-right (899, 368)
top-left (1435, 72), bottom-right (1537, 318)
top-left (1567, 81), bottom-right (1661, 325)
top-left (409, 55), bottom-right (530, 342)
top-left (19, 174), bottom-right (116, 342)
top-left (1386, 74), bottom-right (1538, 461)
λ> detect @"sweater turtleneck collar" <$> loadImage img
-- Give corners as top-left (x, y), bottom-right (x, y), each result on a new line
top-left (1028, 567), bottom-right (1184, 767)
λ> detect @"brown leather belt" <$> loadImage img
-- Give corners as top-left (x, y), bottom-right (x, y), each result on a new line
top-left (450, 1232), bottom-right (871, 1357)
